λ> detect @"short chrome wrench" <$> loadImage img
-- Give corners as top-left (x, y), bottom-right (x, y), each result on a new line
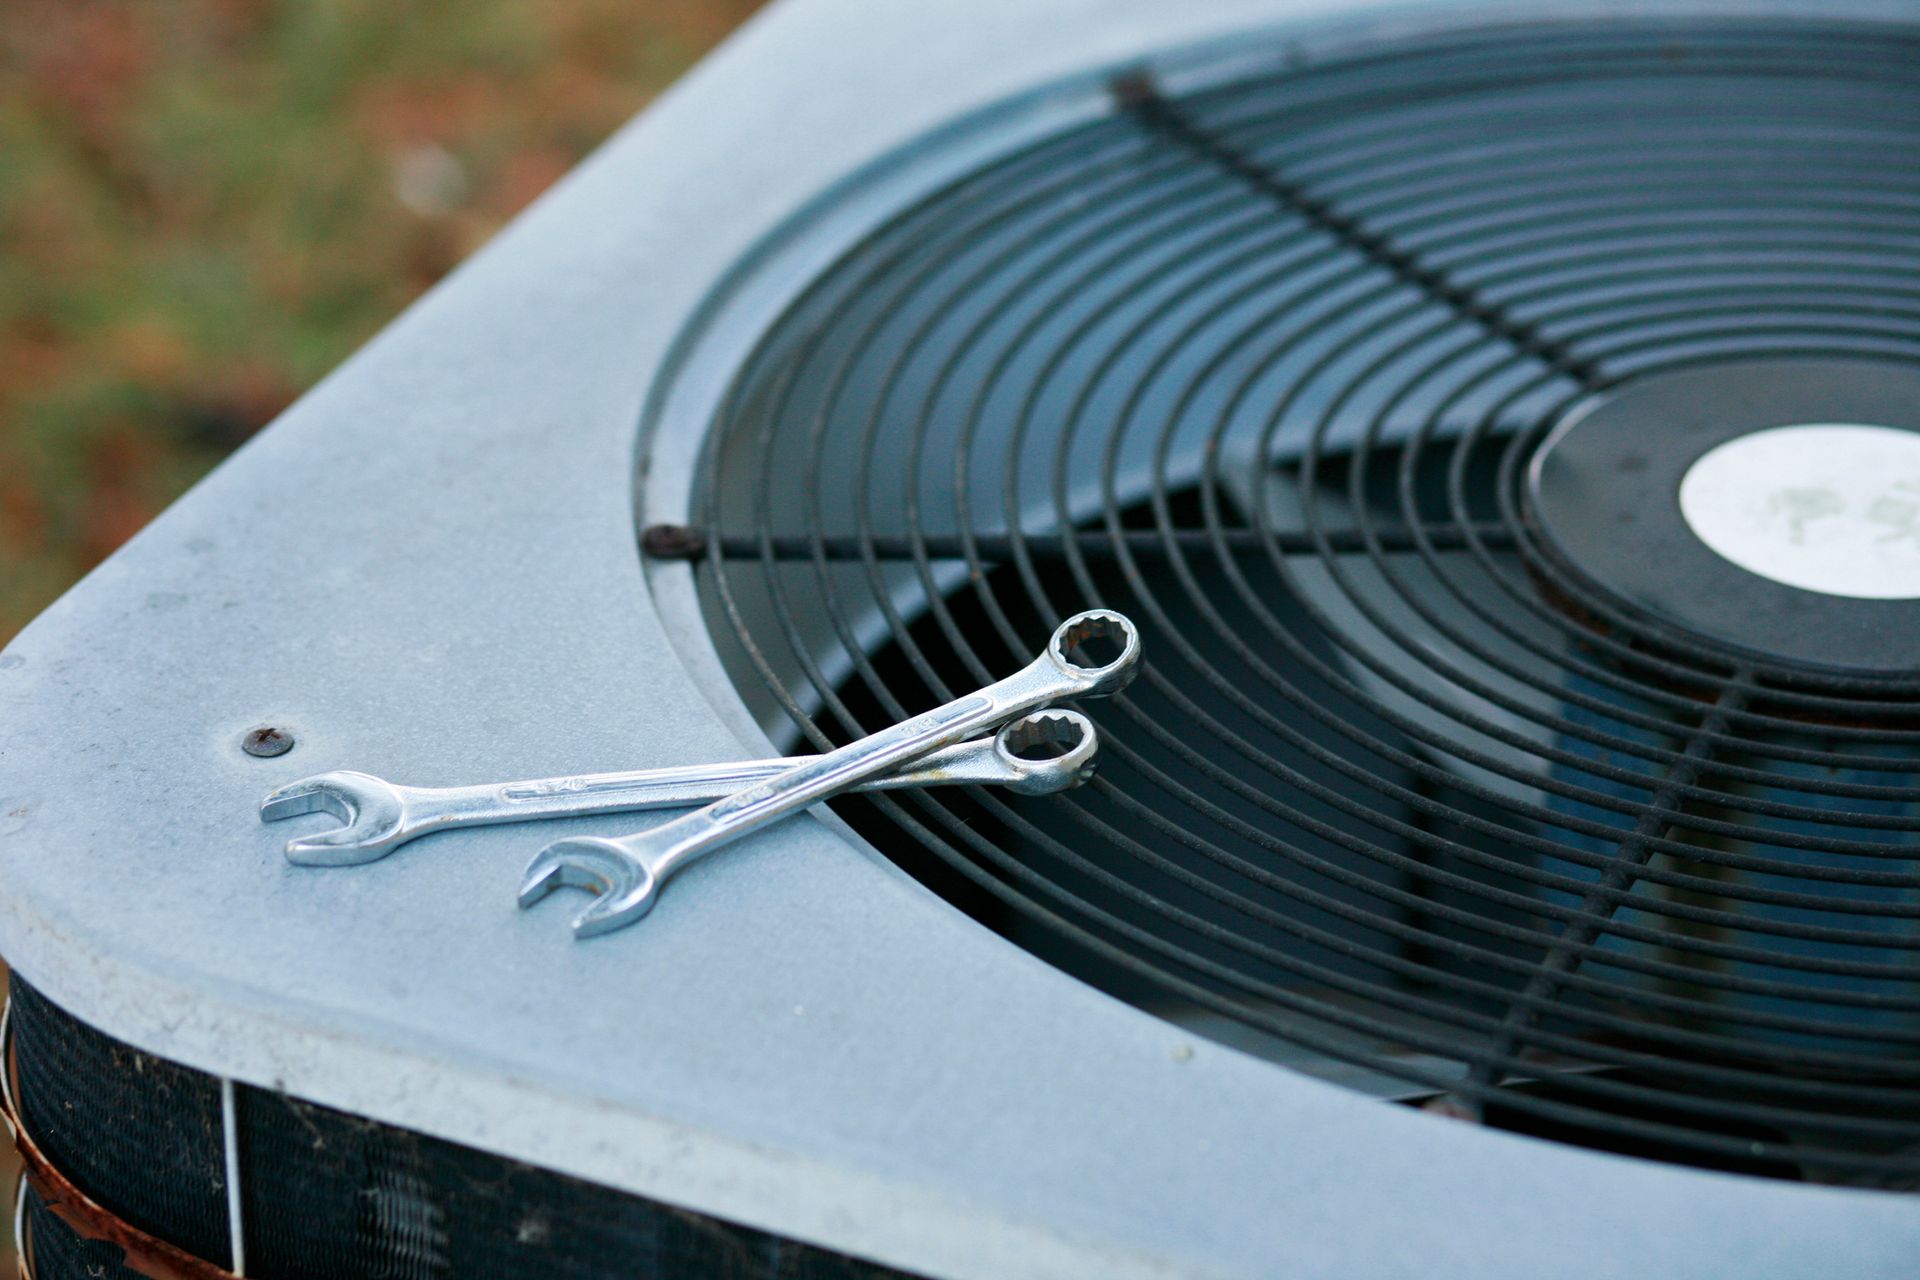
top-left (263, 709), bottom-right (1099, 868)
top-left (520, 609), bottom-right (1141, 938)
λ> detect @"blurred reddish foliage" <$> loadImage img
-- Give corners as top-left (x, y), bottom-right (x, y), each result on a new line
top-left (0, 0), bottom-right (758, 642)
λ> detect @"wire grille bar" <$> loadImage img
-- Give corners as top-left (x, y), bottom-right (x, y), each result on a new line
top-left (1112, 70), bottom-right (1606, 388)
top-left (703, 525), bottom-right (1520, 562)
top-left (1463, 677), bottom-right (1753, 1099)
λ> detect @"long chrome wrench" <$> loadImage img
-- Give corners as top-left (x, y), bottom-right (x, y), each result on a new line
top-left (520, 609), bottom-right (1141, 938)
top-left (263, 709), bottom-right (1099, 868)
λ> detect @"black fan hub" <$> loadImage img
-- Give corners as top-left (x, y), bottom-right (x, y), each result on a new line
top-left (1528, 358), bottom-right (1920, 676)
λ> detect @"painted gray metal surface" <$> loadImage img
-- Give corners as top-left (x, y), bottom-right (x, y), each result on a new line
top-left (2, 1), bottom-right (1917, 1277)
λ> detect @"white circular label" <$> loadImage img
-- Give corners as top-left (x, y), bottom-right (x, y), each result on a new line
top-left (1678, 423), bottom-right (1920, 600)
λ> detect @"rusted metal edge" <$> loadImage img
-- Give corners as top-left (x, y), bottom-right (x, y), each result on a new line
top-left (0, 997), bottom-right (239, 1280)
top-left (14, 1172), bottom-right (28, 1280)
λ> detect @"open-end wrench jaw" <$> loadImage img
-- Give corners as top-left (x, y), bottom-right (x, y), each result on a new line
top-left (518, 838), bottom-right (656, 937)
top-left (261, 771), bottom-right (412, 866)
top-left (521, 610), bottom-right (1140, 940)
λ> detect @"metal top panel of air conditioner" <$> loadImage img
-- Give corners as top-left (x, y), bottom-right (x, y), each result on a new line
top-left (2, 1), bottom-right (1918, 1278)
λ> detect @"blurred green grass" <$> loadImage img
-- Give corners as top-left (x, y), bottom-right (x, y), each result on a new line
top-left (0, 0), bottom-right (758, 644)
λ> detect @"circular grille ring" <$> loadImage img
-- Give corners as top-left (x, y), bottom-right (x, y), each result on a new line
top-left (681, 19), bottom-right (1920, 1184)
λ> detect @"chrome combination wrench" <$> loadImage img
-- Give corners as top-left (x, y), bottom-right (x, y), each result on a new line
top-left (263, 708), bottom-right (1099, 867)
top-left (519, 609), bottom-right (1141, 939)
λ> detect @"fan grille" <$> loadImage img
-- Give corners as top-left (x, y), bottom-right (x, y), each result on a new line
top-left (681, 17), bottom-right (1920, 1184)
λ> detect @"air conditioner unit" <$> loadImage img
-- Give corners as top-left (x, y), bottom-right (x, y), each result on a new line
top-left (3, 1), bottom-right (1918, 1276)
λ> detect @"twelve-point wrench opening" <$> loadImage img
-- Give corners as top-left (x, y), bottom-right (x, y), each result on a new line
top-left (1048, 609), bottom-right (1141, 696)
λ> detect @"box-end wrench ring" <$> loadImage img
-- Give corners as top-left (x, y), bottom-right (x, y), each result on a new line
top-left (263, 709), bottom-right (1099, 868)
top-left (519, 609), bottom-right (1140, 939)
